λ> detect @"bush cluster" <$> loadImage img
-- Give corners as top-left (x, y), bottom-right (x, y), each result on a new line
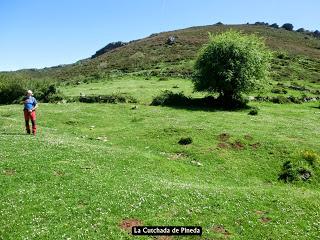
top-left (151, 90), bottom-right (190, 106)
top-left (0, 75), bottom-right (66, 104)
top-left (79, 93), bottom-right (137, 104)
top-left (271, 96), bottom-right (302, 104)
top-left (151, 90), bottom-right (248, 109)
top-left (33, 84), bottom-right (66, 103)
top-left (0, 82), bottom-right (26, 104)
top-left (281, 23), bottom-right (294, 31)
top-left (248, 107), bottom-right (259, 115)
top-left (178, 137), bottom-right (193, 145)
top-left (278, 150), bottom-right (319, 182)
top-left (271, 88), bottom-right (288, 94)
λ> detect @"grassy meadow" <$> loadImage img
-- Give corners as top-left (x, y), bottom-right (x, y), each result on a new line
top-left (1, 76), bottom-right (320, 239)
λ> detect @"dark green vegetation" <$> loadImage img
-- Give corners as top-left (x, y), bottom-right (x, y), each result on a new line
top-left (248, 107), bottom-right (259, 115)
top-left (178, 137), bottom-right (193, 145)
top-left (0, 75), bottom-right (65, 104)
top-left (278, 150), bottom-right (320, 182)
top-left (193, 30), bottom-right (271, 107)
top-left (0, 23), bottom-right (320, 239)
top-left (281, 23), bottom-right (294, 31)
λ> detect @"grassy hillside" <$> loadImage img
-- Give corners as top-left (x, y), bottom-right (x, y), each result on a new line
top-left (2, 24), bottom-right (320, 82)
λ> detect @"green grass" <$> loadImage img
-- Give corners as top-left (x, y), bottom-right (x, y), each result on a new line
top-left (1, 95), bottom-right (320, 239)
top-left (62, 75), bottom-right (319, 106)
top-left (61, 76), bottom-right (205, 104)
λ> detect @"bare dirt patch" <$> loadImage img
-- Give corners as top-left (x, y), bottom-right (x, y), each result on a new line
top-left (255, 210), bottom-right (267, 215)
top-left (244, 134), bottom-right (253, 141)
top-left (119, 219), bottom-right (143, 231)
top-left (3, 169), bottom-right (16, 176)
top-left (260, 217), bottom-right (272, 223)
top-left (250, 143), bottom-right (261, 149)
top-left (218, 133), bottom-right (231, 142)
top-left (217, 142), bottom-right (229, 149)
top-left (168, 152), bottom-right (188, 160)
top-left (231, 140), bottom-right (245, 150)
top-left (53, 170), bottom-right (64, 176)
top-left (216, 134), bottom-right (260, 151)
top-left (212, 225), bottom-right (231, 236)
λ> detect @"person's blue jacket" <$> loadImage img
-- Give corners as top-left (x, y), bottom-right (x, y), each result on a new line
top-left (23, 96), bottom-right (37, 111)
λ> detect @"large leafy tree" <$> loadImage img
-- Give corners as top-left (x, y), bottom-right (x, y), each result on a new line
top-left (193, 30), bottom-right (271, 106)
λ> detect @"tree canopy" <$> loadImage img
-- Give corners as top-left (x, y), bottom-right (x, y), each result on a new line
top-left (192, 30), bottom-right (271, 106)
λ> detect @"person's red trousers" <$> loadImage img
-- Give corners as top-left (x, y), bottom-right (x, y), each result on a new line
top-left (24, 110), bottom-right (36, 135)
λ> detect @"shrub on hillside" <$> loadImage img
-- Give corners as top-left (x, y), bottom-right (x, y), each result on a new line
top-left (287, 96), bottom-right (302, 104)
top-left (276, 52), bottom-right (289, 59)
top-left (151, 91), bottom-right (249, 109)
top-left (271, 96), bottom-right (291, 104)
top-left (278, 150), bottom-right (319, 183)
top-left (79, 93), bottom-right (137, 104)
top-left (193, 30), bottom-right (271, 108)
top-left (33, 84), bottom-right (66, 103)
top-left (254, 22), bottom-right (269, 26)
top-left (313, 30), bottom-right (320, 38)
top-left (0, 74), bottom-right (63, 104)
top-left (151, 90), bottom-right (190, 106)
top-left (302, 150), bottom-right (319, 166)
top-left (281, 23), bottom-right (294, 31)
top-left (248, 107), bottom-right (259, 115)
top-left (0, 82), bottom-right (26, 104)
top-left (178, 137), bottom-right (193, 145)
top-left (278, 161), bottom-right (299, 182)
top-left (278, 160), bottom-right (314, 182)
top-left (270, 23), bottom-right (279, 29)
top-left (271, 88), bottom-right (288, 94)
top-left (46, 93), bottom-right (66, 103)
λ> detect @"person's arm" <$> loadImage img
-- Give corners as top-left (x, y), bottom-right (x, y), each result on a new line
top-left (32, 103), bottom-right (38, 111)
top-left (21, 97), bottom-right (27, 104)
top-left (31, 98), bottom-right (38, 111)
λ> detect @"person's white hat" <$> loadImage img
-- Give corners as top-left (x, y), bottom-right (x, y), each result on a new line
top-left (27, 90), bottom-right (33, 95)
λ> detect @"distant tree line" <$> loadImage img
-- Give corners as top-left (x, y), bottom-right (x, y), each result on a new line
top-left (214, 21), bottom-right (319, 38)
top-left (253, 21), bottom-right (320, 38)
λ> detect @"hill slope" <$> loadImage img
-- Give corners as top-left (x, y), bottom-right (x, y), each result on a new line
top-left (3, 24), bottom-right (320, 81)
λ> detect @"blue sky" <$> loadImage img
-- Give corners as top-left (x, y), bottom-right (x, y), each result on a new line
top-left (1, 0), bottom-right (319, 71)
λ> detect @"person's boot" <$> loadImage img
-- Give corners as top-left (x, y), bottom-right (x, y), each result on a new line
top-left (26, 122), bottom-right (31, 134)
top-left (31, 120), bottom-right (36, 136)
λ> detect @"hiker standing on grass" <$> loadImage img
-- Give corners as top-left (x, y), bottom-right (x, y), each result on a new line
top-left (23, 90), bottom-right (38, 135)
